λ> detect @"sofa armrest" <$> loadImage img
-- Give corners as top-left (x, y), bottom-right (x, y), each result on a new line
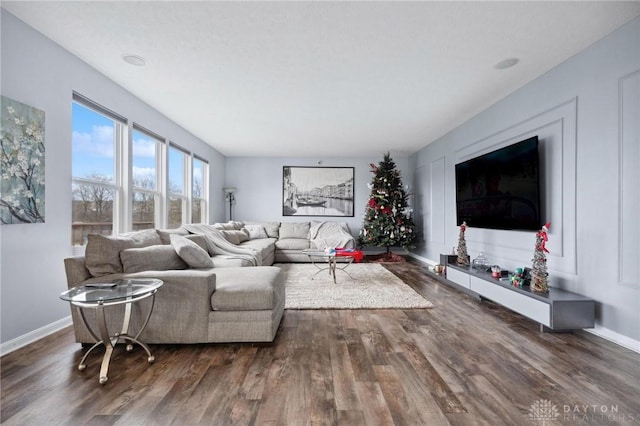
top-left (64, 256), bottom-right (92, 287)
top-left (125, 269), bottom-right (217, 343)
top-left (73, 269), bottom-right (217, 344)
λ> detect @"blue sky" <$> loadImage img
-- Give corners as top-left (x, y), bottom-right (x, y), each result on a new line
top-left (72, 102), bottom-right (192, 193)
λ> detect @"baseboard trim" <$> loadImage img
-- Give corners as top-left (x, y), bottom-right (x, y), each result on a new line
top-left (0, 316), bottom-right (72, 357)
top-left (407, 252), bottom-right (437, 267)
top-left (586, 325), bottom-right (640, 354)
top-left (407, 253), bottom-right (640, 354)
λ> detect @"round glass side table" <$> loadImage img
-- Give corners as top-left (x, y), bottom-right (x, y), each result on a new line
top-left (60, 278), bottom-right (163, 385)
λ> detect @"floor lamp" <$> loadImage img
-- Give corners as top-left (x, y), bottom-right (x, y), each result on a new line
top-left (223, 187), bottom-right (236, 221)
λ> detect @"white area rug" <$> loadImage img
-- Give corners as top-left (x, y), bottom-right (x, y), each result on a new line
top-left (279, 263), bottom-right (434, 309)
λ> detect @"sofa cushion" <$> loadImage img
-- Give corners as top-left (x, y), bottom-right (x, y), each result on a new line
top-left (240, 238), bottom-right (276, 261)
top-left (279, 222), bottom-right (310, 239)
top-left (85, 229), bottom-right (162, 277)
top-left (120, 245), bottom-right (187, 273)
top-left (211, 266), bottom-right (283, 311)
top-left (170, 234), bottom-right (214, 268)
top-left (245, 221), bottom-right (280, 238)
top-left (244, 224), bottom-right (269, 240)
top-left (275, 238), bottom-right (310, 250)
top-left (210, 255), bottom-right (254, 268)
top-left (220, 229), bottom-right (250, 245)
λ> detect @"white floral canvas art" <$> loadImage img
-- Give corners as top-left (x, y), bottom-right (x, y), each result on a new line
top-left (0, 96), bottom-right (45, 224)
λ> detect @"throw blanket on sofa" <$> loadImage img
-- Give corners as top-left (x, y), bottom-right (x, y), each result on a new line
top-left (183, 224), bottom-right (262, 266)
top-left (309, 221), bottom-right (355, 250)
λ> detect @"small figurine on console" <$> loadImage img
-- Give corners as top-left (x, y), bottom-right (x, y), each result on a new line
top-left (510, 267), bottom-right (525, 287)
top-left (491, 265), bottom-right (501, 278)
top-left (531, 222), bottom-right (551, 293)
top-left (456, 221), bottom-right (470, 266)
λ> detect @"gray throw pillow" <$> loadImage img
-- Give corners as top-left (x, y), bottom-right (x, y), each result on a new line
top-left (185, 234), bottom-right (210, 252)
top-left (120, 245), bottom-right (187, 273)
top-left (156, 227), bottom-right (189, 245)
top-left (220, 229), bottom-right (250, 245)
top-left (245, 224), bottom-right (268, 240)
top-left (170, 234), bottom-right (214, 268)
top-left (85, 229), bottom-right (162, 277)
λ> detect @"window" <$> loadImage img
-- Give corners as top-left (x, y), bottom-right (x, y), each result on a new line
top-left (71, 94), bottom-right (210, 244)
top-left (192, 157), bottom-right (208, 223)
top-left (71, 97), bottom-right (125, 245)
top-left (168, 145), bottom-right (188, 229)
top-left (132, 127), bottom-right (161, 230)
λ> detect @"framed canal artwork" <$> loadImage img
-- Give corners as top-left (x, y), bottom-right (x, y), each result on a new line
top-left (283, 166), bottom-right (354, 217)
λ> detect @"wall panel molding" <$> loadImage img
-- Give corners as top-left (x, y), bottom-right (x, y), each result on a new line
top-left (413, 165), bottom-right (427, 245)
top-left (430, 157), bottom-right (446, 244)
top-left (454, 98), bottom-right (577, 275)
top-left (618, 69), bottom-right (640, 289)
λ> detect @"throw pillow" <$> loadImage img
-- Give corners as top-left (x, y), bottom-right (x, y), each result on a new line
top-left (170, 234), bottom-right (214, 268)
top-left (85, 229), bottom-right (162, 277)
top-left (185, 234), bottom-right (210, 252)
top-left (229, 220), bottom-right (245, 230)
top-left (220, 229), bottom-right (250, 245)
top-left (156, 227), bottom-right (189, 245)
top-left (245, 224), bottom-right (269, 240)
top-left (120, 245), bottom-right (187, 273)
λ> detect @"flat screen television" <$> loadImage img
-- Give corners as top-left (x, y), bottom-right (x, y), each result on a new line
top-left (455, 136), bottom-right (541, 231)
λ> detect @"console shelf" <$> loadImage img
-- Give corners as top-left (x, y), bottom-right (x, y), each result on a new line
top-left (436, 254), bottom-right (595, 331)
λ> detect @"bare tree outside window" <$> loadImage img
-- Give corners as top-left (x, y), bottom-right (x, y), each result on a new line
top-left (72, 174), bottom-right (115, 245)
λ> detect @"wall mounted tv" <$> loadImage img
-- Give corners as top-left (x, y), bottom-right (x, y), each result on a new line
top-left (455, 136), bottom-right (541, 231)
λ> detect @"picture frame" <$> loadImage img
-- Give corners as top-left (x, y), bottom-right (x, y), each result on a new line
top-left (1, 96), bottom-right (46, 225)
top-left (283, 166), bottom-right (354, 217)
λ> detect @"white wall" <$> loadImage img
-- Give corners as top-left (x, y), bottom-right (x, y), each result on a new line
top-left (0, 10), bottom-right (226, 346)
top-left (410, 17), bottom-right (640, 346)
top-left (224, 155), bottom-right (411, 238)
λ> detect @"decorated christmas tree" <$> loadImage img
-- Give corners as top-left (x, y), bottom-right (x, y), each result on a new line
top-left (359, 152), bottom-right (417, 260)
top-left (456, 221), bottom-right (470, 266)
top-left (531, 222), bottom-right (551, 293)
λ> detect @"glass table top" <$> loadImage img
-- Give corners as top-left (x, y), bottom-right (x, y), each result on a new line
top-left (60, 278), bottom-right (163, 304)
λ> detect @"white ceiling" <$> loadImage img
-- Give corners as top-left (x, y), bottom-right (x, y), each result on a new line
top-left (4, 1), bottom-right (640, 157)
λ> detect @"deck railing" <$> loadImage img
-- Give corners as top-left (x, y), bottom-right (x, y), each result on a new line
top-left (71, 222), bottom-right (154, 246)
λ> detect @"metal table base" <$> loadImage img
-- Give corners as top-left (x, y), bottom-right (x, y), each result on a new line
top-left (74, 290), bottom-right (157, 385)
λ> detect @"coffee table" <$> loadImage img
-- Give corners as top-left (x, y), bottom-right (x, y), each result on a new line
top-left (303, 249), bottom-right (355, 284)
top-left (60, 278), bottom-right (163, 384)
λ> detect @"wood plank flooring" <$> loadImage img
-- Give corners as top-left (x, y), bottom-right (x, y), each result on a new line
top-left (2, 260), bottom-right (639, 425)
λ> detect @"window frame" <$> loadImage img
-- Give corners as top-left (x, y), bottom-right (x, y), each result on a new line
top-left (130, 124), bottom-right (164, 230)
top-left (191, 155), bottom-right (209, 224)
top-left (71, 95), bottom-right (127, 245)
top-left (71, 93), bottom-right (211, 245)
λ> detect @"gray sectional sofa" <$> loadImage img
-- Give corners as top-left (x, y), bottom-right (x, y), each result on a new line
top-left (63, 220), bottom-right (355, 344)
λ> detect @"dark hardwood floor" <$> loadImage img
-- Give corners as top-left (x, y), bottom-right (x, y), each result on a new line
top-left (2, 260), bottom-right (639, 425)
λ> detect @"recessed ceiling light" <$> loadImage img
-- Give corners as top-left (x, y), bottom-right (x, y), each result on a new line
top-left (494, 57), bottom-right (520, 70)
top-left (122, 54), bottom-right (146, 67)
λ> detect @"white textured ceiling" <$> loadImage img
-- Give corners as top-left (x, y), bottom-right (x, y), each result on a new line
top-left (3, 1), bottom-right (640, 157)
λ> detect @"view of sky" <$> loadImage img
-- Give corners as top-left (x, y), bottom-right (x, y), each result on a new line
top-left (72, 102), bottom-right (202, 194)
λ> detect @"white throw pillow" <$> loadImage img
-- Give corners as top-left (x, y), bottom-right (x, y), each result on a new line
top-left (170, 234), bottom-right (214, 268)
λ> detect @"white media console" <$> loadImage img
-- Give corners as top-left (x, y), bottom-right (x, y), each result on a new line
top-left (434, 254), bottom-right (595, 332)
